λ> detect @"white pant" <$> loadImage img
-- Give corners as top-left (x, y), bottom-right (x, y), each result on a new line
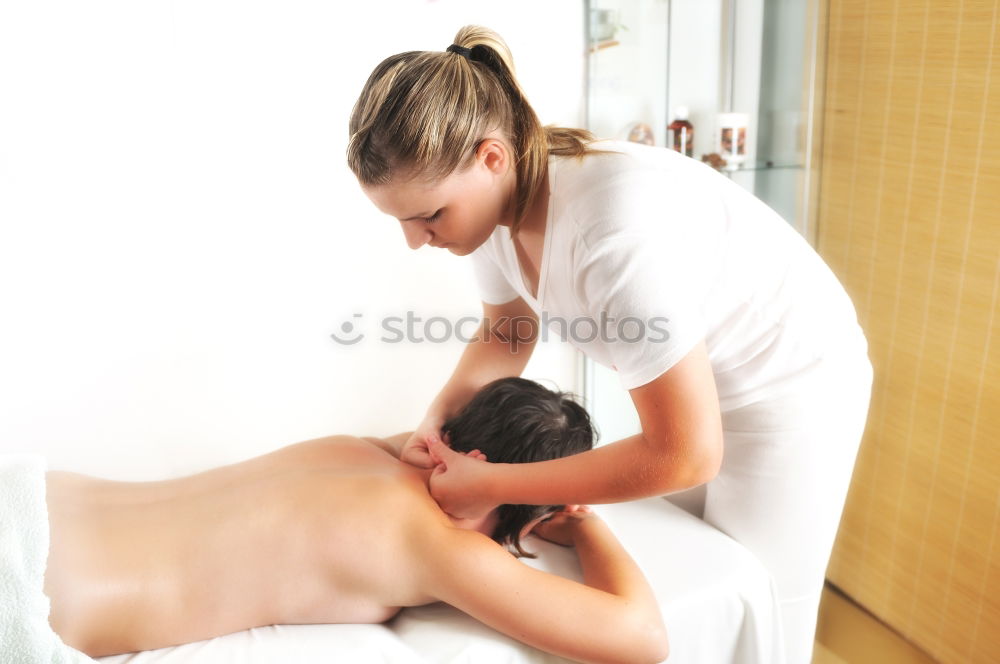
top-left (666, 349), bottom-right (874, 664)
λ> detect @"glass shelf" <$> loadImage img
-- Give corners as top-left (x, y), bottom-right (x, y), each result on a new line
top-left (583, 0), bottom-right (823, 237)
top-left (719, 160), bottom-right (804, 173)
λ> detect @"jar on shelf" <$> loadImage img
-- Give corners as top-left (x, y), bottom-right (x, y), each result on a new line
top-left (717, 112), bottom-right (749, 167)
top-left (626, 122), bottom-right (655, 146)
top-left (667, 106), bottom-right (694, 157)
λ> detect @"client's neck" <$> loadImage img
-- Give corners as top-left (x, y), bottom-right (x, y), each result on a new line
top-left (412, 466), bottom-right (499, 537)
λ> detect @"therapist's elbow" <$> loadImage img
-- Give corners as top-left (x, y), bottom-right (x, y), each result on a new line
top-left (648, 431), bottom-right (723, 490)
top-left (694, 433), bottom-right (724, 484)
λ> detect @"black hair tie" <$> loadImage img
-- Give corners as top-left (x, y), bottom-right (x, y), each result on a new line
top-left (446, 44), bottom-right (472, 59)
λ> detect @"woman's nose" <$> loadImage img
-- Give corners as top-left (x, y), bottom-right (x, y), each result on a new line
top-left (400, 220), bottom-right (432, 250)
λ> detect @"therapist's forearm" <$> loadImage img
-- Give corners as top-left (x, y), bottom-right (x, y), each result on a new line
top-left (427, 320), bottom-right (536, 420)
top-left (489, 434), bottom-right (710, 506)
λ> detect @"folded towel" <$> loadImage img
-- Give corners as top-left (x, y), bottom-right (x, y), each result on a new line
top-left (0, 455), bottom-right (95, 664)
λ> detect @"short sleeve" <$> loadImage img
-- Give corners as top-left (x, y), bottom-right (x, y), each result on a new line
top-left (470, 243), bottom-right (519, 305)
top-left (576, 234), bottom-right (706, 390)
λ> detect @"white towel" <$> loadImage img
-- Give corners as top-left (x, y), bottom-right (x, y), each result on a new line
top-left (0, 455), bottom-right (95, 664)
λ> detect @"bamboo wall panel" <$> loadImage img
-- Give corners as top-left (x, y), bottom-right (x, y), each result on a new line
top-left (818, 1), bottom-right (1000, 662)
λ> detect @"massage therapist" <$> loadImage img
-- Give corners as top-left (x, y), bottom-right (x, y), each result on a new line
top-left (346, 26), bottom-right (872, 664)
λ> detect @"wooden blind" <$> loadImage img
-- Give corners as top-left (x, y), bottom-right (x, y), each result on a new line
top-left (818, 1), bottom-right (1000, 662)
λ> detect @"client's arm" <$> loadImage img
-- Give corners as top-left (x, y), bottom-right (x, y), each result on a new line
top-left (416, 508), bottom-right (669, 664)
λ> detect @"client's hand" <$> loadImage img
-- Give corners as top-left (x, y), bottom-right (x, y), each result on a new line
top-left (427, 435), bottom-right (500, 520)
top-left (400, 417), bottom-right (444, 469)
top-left (531, 505), bottom-right (596, 547)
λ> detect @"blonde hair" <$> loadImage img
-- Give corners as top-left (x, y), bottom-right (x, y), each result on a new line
top-left (347, 25), bottom-right (615, 234)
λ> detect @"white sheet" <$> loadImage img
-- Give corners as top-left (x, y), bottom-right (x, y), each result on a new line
top-left (96, 497), bottom-right (783, 664)
top-left (0, 455), bottom-right (96, 664)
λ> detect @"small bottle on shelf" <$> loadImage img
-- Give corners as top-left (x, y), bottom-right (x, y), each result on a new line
top-left (668, 106), bottom-right (694, 157)
top-left (717, 112), bottom-right (749, 168)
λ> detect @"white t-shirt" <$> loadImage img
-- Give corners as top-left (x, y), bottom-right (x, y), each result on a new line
top-left (471, 140), bottom-right (867, 412)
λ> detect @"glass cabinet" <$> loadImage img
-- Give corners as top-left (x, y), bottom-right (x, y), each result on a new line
top-left (583, 0), bottom-right (824, 242)
top-left (580, 0), bottom-right (826, 444)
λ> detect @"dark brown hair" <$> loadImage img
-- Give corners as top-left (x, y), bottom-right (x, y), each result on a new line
top-left (442, 377), bottom-right (595, 557)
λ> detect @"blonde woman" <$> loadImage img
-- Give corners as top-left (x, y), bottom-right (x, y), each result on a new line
top-left (348, 26), bottom-right (872, 664)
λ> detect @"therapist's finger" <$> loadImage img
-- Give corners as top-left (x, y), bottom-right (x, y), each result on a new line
top-left (427, 435), bottom-right (451, 466)
top-left (427, 439), bottom-right (442, 465)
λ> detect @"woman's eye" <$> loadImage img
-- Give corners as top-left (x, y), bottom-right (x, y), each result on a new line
top-left (426, 210), bottom-right (442, 223)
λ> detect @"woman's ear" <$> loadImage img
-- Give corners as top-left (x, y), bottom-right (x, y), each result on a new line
top-left (476, 136), bottom-right (511, 176)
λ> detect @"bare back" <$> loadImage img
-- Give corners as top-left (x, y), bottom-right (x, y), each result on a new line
top-left (44, 436), bottom-right (453, 657)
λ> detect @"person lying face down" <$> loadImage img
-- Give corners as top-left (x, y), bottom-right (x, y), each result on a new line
top-left (43, 377), bottom-right (669, 664)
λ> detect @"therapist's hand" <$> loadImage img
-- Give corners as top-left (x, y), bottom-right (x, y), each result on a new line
top-left (427, 435), bottom-right (500, 520)
top-left (400, 417), bottom-right (445, 469)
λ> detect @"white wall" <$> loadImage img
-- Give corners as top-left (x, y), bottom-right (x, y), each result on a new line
top-left (0, 0), bottom-right (586, 479)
